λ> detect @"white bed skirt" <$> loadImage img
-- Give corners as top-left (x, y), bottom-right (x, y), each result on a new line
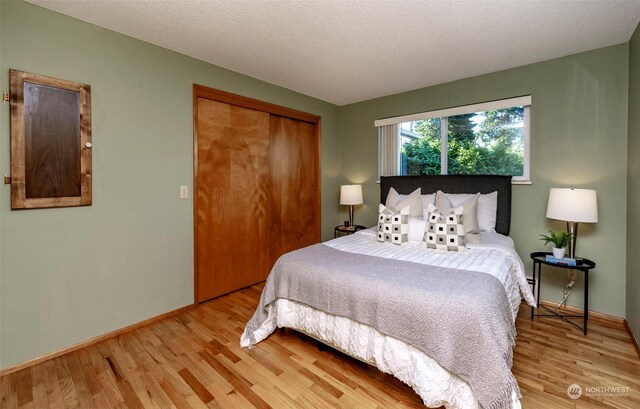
top-left (241, 298), bottom-right (521, 409)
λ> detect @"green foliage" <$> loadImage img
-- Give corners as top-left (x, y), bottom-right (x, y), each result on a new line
top-left (400, 107), bottom-right (525, 176)
top-left (539, 230), bottom-right (573, 248)
top-left (402, 118), bottom-right (441, 175)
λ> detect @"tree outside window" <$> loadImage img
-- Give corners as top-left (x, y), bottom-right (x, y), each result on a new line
top-left (400, 106), bottom-right (525, 177)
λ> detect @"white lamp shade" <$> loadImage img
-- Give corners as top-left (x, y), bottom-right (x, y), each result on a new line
top-left (340, 185), bottom-right (363, 205)
top-left (546, 188), bottom-right (598, 223)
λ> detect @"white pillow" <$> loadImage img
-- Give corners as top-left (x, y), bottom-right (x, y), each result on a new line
top-left (385, 188), bottom-right (423, 218)
top-left (477, 231), bottom-right (515, 248)
top-left (385, 187), bottom-right (402, 209)
top-left (421, 193), bottom-right (436, 208)
top-left (440, 191), bottom-right (498, 232)
top-left (408, 217), bottom-right (427, 243)
top-left (387, 190), bottom-right (435, 210)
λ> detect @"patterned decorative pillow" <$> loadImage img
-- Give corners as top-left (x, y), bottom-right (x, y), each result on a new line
top-left (424, 203), bottom-right (466, 251)
top-left (377, 204), bottom-right (409, 245)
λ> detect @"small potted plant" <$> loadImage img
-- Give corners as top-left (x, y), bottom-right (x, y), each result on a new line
top-left (539, 230), bottom-right (573, 258)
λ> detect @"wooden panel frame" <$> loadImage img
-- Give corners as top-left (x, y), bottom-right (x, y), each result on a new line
top-left (193, 85), bottom-right (320, 125)
top-left (193, 84), bottom-right (321, 304)
top-left (9, 69), bottom-right (92, 209)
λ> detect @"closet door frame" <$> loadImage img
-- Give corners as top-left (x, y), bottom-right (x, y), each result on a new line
top-left (192, 84), bottom-right (321, 304)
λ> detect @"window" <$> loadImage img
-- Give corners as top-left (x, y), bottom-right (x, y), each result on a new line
top-left (377, 96), bottom-right (531, 183)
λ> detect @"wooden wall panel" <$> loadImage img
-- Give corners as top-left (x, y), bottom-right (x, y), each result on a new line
top-left (24, 83), bottom-right (81, 198)
top-left (196, 98), bottom-right (271, 302)
top-left (269, 116), bottom-right (321, 267)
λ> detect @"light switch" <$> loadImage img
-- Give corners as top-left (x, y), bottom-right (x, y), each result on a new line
top-left (180, 185), bottom-right (188, 199)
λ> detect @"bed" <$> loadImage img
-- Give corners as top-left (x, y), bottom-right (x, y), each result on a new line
top-left (241, 175), bottom-right (536, 409)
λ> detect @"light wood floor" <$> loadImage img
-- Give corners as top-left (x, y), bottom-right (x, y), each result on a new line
top-left (1, 283), bottom-right (639, 408)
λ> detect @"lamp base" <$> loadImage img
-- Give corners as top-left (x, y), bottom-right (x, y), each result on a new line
top-left (348, 205), bottom-right (355, 227)
top-left (566, 221), bottom-right (579, 259)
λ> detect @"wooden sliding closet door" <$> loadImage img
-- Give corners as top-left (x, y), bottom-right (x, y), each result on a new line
top-left (269, 116), bottom-right (320, 267)
top-left (195, 98), bottom-right (271, 302)
top-left (194, 86), bottom-right (320, 303)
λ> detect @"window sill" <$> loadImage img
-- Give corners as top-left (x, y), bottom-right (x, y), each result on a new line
top-left (378, 178), bottom-right (532, 185)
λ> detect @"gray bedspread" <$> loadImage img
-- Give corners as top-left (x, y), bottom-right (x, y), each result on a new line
top-left (243, 243), bottom-right (520, 409)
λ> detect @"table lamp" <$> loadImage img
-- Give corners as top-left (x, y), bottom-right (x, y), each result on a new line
top-left (340, 185), bottom-right (363, 227)
top-left (546, 188), bottom-right (598, 258)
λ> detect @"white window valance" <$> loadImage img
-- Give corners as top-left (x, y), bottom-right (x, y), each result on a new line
top-left (374, 96), bottom-right (531, 127)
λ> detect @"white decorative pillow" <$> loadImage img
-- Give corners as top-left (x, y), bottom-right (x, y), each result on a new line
top-left (439, 191), bottom-right (498, 232)
top-left (408, 217), bottom-right (427, 243)
top-left (377, 204), bottom-right (409, 245)
top-left (478, 191), bottom-right (498, 232)
top-left (385, 187), bottom-right (422, 218)
top-left (424, 203), bottom-right (466, 251)
top-left (388, 190), bottom-right (435, 211)
top-left (385, 187), bottom-right (402, 209)
top-left (434, 191), bottom-right (480, 235)
top-left (421, 193), bottom-right (436, 208)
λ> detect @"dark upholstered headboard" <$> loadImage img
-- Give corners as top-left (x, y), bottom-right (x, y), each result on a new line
top-left (380, 175), bottom-right (512, 235)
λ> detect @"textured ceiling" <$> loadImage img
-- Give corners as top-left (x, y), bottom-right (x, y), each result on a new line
top-left (26, 0), bottom-right (640, 106)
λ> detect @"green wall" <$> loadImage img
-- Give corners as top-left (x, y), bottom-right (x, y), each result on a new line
top-left (339, 44), bottom-right (629, 317)
top-left (0, 1), bottom-right (340, 369)
top-left (0, 0), bottom-right (636, 370)
top-left (627, 22), bottom-right (640, 342)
